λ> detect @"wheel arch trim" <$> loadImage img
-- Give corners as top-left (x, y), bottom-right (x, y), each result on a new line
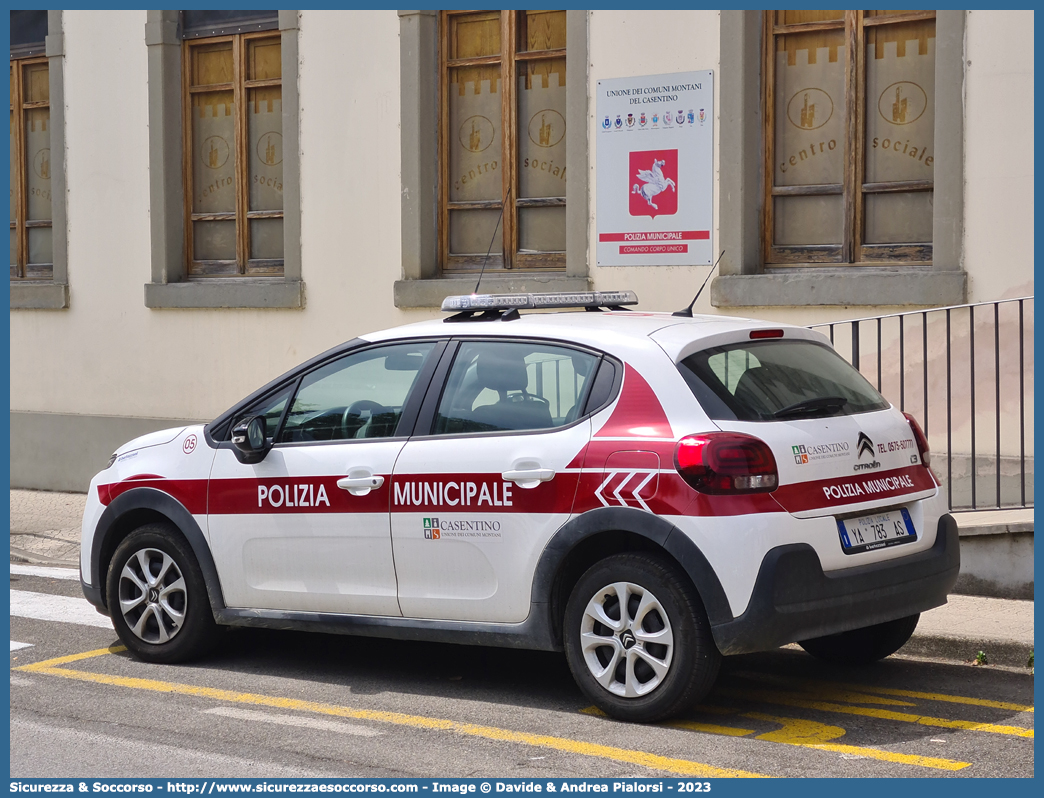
top-left (89, 486), bottom-right (226, 614)
top-left (532, 506), bottom-right (734, 634)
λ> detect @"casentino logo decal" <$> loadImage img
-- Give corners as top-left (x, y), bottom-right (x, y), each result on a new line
top-left (423, 517), bottom-right (502, 540)
top-left (854, 432), bottom-right (882, 471)
top-left (423, 517), bottom-right (441, 540)
top-left (791, 441), bottom-right (849, 465)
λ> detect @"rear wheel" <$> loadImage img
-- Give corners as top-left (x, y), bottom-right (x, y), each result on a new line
top-left (106, 523), bottom-right (220, 663)
top-left (563, 553), bottom-right (720, 723)
top-left (799, 614), bottom-right (920, 665)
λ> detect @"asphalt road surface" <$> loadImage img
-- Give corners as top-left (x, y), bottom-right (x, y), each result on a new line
top-left (10, 565), bottom-right (1034, 779)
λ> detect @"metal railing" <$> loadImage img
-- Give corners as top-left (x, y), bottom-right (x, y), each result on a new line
top-left (810, 297), bottom-right (1034, 511)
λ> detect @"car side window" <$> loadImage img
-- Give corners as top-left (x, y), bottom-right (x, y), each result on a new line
top-left (228, 385), bottom-right (294, 441)
top-left (278, 342), bottom-right (436, 443)
top-left (434, 341), bottom-right (599, 435)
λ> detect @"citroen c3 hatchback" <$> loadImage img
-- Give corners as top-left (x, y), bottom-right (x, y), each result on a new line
top-left (81, 291), bottom-right (959, 722)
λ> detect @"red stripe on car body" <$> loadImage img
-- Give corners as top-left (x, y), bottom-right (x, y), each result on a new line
top-left (101, 478), bottom-right (209, 515)
top-left (389, 473), bottom-right (580, 514)
top-left (209, 476), bottom-right (386, 515)
top-left (99, 462), bottom-right (934, 521)
top-left (583, 439), bottom-right (677, 461)
top-left (771, 464), bottom-right (936, 513)
top-left (572, 471), bottom-right (779, 517)
top-left (593, 364), bottom-right (673, 439)
top-left (98, 473), bottom-right (167, 506)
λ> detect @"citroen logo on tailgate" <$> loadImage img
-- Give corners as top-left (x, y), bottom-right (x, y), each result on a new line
top-left (857, 432), bottom-right (875, 460)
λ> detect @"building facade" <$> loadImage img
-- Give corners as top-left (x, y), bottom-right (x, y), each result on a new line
top-left (9, 9), bottom-right (1034, 491)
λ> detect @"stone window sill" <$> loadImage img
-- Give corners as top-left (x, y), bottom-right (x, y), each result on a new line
top-left (145, 280), bottom-right (304, 309)
top-left (711, 269), bottom-right (967, 308)
top-left (394, 274), bottom-right (592, 309)
top-left (10, 282), bottom-right (69, 309)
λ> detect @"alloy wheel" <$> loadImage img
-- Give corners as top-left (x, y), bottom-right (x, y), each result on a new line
top-left (579, 581), bottom-right (674, 698)
top-left (118, 547), bottom-right (187, 644)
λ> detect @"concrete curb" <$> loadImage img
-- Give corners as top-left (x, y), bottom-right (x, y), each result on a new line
top-left (903, 633), bottom-right (1034, 669)
top-left (10, 546), bottom-right (79, 568)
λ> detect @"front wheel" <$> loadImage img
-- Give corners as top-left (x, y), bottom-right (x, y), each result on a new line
top-left (563, 553), bottom-right (721, 723)
top-left (106, 523), bottom-right (220, 663)
top-left (799, 614), bottom-right (920, 665)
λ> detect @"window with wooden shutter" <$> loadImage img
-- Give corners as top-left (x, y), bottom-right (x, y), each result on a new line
top-left (763, 10), bottom-right (935, 266)
top-left (10, 56), bottom-right (51, 280)
top-left (183, 31), bottom-right (283, 276)
top-left (440, 10), bottom-right (567, 273)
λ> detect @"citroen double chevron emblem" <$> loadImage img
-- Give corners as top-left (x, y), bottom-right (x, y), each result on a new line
top-left (857, 432), bottom-right (875, 460)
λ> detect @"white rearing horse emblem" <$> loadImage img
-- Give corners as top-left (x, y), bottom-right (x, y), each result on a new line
top-left (631, 158), bottom-right (676, 210)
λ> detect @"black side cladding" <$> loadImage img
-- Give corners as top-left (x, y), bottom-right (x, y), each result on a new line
top-left (532, 506), bottom-right (734, 635)
top-left (84, 487), bottom-right (226, 614)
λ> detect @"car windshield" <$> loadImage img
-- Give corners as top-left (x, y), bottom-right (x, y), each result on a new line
top-left (678, 339), bottom-right (889, 421)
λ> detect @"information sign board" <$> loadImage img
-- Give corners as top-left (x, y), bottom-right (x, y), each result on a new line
top-left (596, 71), bottom-right (714, 266)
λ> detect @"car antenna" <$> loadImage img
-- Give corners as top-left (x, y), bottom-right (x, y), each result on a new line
top-left (672, 250), bottom-right (724, 317)
top-left (474, 177), bottom-right (512, 295)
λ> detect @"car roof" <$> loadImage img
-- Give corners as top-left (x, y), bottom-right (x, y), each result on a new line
top-left (361, 310), bottom-right (826, 361)
top-left (209, 309), bottom-right (830, 438)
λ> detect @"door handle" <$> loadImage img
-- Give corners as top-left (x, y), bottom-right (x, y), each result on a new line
top-left (502, 468), bottom-right (555, 488)
top-left (337, 475), bottom-right (385, 496)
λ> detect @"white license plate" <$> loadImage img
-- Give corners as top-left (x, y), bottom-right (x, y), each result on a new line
top-left (837, 508), bottom-right (916, 555)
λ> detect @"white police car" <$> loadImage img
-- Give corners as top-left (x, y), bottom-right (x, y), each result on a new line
top-left (81, 291), bottom-right (958, 722)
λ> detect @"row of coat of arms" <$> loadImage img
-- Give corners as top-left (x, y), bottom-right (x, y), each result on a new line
top-left (602, 109), bottom-right (706, 130)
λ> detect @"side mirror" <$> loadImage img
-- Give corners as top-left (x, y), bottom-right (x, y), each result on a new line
top-left (231, 416), bottom-right (269, 464)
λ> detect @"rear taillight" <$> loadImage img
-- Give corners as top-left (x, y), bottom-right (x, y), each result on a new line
top-left (675, 433), bottom-right (779, 494)
top-left (903, 412), bottom-right (931, 467)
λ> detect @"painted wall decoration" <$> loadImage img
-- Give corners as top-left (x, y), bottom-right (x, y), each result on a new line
top-left (863, 21), bottom-right (936, 244)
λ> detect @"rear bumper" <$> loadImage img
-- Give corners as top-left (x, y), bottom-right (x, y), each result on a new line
top-left (711, 513), bottom-right (960, 655)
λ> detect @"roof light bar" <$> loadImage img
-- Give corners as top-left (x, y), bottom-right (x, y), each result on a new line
top-left (441, 290), bottom-right (639, 313)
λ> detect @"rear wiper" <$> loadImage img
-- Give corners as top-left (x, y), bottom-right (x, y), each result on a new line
top-left (772, 396), bottom-right (848, 419)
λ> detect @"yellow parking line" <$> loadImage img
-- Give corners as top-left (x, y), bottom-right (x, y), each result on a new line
top-left (824, 682), bottom-right (1034, 714)
top-left (743, 712), bottom-right (970, 771)
top-left (16, 655), bottom-right (769, 779)
top-left (798, 688), bottom-right (915, 707)
top-left (719, 687), bottom-right (1034, 739)
top-left (733, 670), bottom-right (1034, 714)
top-left (800, 740), bottom-right (969, 771)
top-left (730, 670), bottom-right (915, 706)
top-left (587, 705), bottom-right (969, 771)
top-left (18, 644), bottom-right (126, 670)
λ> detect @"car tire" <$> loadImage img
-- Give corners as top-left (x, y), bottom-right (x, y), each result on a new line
top-left (798, 613), bottom-right (920, 665)
top-left (106, 523), bottom-right (221, 663)
top-left (563, 553), bottom-right (721, 723)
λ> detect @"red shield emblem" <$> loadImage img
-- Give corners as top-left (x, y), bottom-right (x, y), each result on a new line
top-left (629, 150), bottom-right (678, 219)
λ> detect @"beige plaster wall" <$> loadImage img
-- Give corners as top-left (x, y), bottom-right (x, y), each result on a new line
top-left (11, 10), bottom-right (155, 418)
top-left (586, 10), bottom-right (1034, 323)
top-left (9, 10), bottom-right (434, 422)
top-left (585, 10), bottom-right (727, 318)
top-left (8, 10), bottom-right (1034, 427)
top-left (584, 12), bottom-right (918, 329)
top-left (963, 9), bottom-right (1034, 302)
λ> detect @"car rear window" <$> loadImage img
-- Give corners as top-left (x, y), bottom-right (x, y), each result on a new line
top-left (678, 339), bottom-right (889, 421)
